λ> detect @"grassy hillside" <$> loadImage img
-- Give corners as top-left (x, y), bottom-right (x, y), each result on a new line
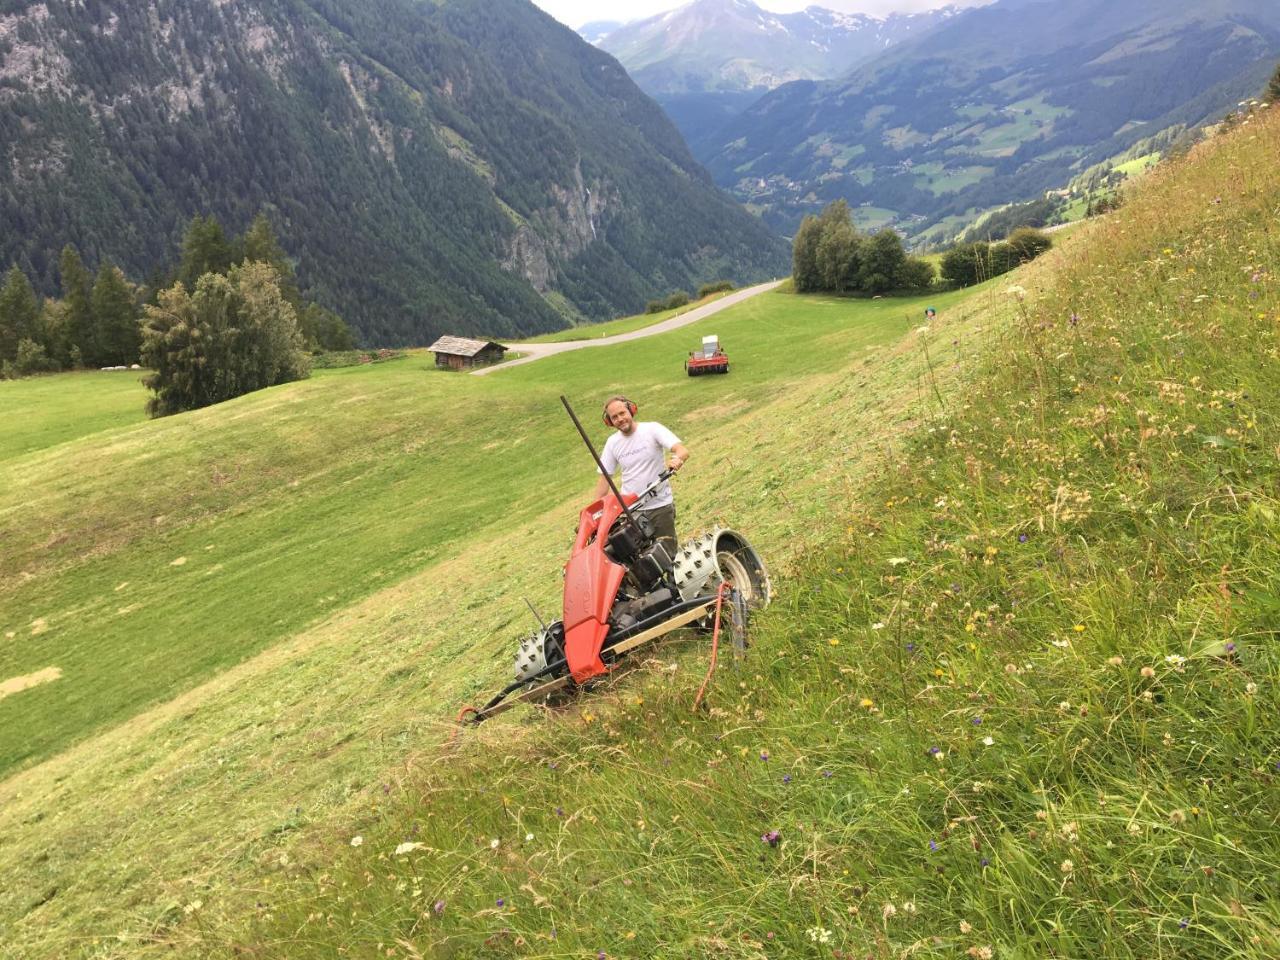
top-left (2, 108), bottom-right (1277, 958)
top-left (0, 269), bottom-right (992, 955)
top-left (197, 108), bottom-right (1275, 957)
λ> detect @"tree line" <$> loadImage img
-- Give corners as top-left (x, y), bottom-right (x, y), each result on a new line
top-left (791, 199), bottom-right (1055, 294)
top-left (1, 212), bottom-right (357, 417)
top-left (791, 201), bottom-right (934, 295)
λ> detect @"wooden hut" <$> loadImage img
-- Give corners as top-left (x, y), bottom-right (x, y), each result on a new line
top-left (426, 336), bottom-right (508, 370)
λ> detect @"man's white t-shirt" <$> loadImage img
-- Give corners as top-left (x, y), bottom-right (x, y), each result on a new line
top-left (599, 421), bottom-right (682, 509)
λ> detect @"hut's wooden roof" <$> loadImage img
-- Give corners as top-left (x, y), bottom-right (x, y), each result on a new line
top-left (426, 336), bottom-right (506, 357)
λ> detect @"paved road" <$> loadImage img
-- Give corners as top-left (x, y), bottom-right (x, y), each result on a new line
top-left (472, 280), bottom-right (784, 376)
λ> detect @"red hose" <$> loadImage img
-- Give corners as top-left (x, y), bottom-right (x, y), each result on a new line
top-left (692, 581), bottom-right (732, 712)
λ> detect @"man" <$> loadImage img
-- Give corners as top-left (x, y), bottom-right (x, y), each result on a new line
top-left (593, 395), bottom-right (690, 554)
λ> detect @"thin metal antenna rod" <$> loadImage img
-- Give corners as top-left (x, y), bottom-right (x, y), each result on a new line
top-left (523, 596), bottom-right (549, 631)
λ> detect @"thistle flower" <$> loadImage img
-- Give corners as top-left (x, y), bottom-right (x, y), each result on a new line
top-left (762, 830), bottom-right (781, 847)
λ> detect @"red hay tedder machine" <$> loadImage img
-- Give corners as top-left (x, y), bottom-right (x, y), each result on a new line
top-left (458, 397), bottom-right (770, 725)
top-left (685, 335), bottom-right (729, 376)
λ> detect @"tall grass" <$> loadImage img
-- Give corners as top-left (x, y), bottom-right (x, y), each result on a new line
top-left (195, 111), bottom-right (1280, 957)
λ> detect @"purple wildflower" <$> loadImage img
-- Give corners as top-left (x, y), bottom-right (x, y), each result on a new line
top-left (496, 898), bottom-right (505, 908)
top-left (928, 746), bottom-right (941, 755)
top-left (762, 830), bottom-right (781, 847)
top-left (1225, 642), bottom-right (1236, 653)
top-left (433, 900), bottom-right (446, 916)
top-left (759, 750), bottom-right (770, 761)
top-left (972, 716), bottom-right (983, 725)
top-left (1179, 918), bottom-right (1189, 930)
top-left (555, 806), bottom-right (564, 817)
top-left (1019, 533), bottom-right (1028, 543)
top-left (929, 839), bottom-right (939, 852)
top-left (782, 774), bottom-right (792, 784)
top-left (1070, 312), bottom-right (1080, 326)
top-left (821, 770), bottom-right (833, 779)
top-left (980, 857), bottom-right (990, 867)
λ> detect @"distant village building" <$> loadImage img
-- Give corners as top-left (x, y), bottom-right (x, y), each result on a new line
top-left (426, 336), bottom-right (508, 370)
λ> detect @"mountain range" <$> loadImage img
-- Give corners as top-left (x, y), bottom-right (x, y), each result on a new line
top-left (0, 0), bottom-right (787, 345)
top-left (691, 0), bottom-right (1280, 240)
top-left (594, 0), bottom-right (958, 150)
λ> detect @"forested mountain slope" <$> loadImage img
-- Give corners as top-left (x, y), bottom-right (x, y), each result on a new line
top-left (699, 0), bottom-right (1280, 240)
top-left (0, 0), bottom-right (787, 344)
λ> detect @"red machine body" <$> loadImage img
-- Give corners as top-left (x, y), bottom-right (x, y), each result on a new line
top-left (685, 334), bottom-right (729, 376)
top-left (562, 491), bottom-right (637, 683)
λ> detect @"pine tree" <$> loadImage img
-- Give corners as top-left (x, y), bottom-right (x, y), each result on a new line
top-left (178, 214), bottom-right (234, 290)
top-left (0, 265), bottom-right (40, 364)
top-left (240, 213), bottom-right (296, 296)
top-left (59, 245), bottom-right (96, 367)
top-left (92, 262), bottom-right (142, 366)
top-left (1267, 61), bottom-right (1280, 103)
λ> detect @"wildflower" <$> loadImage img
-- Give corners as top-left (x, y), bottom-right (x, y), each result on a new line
top-left (882, 902), bottom-right (897, 920)
top-left (1073, 624), bottom-right (1085, 633)
top-left (807, 927), bottom-right (833, 943)
top-left (183, 900), bottom-right (203, 915)
top-left (929, 839), bottom-right (939, 852)
top-left (871, 622), bottom-right (885, 630)
top-left (928, 746), bottom-right (942, 755)
top-left (979, 857), bottom-right (990, 867)
top-left (1018, 533), bottom-right (1028, 542)
top-left (1107, 656), bottom-right (1123, 666)
top-left (1069, 313), bottom-right (1079, 326)
top-left (433, 899), bottom-right (446, 916)
top-left (1060, 859), bottom-right (1074, 874)
top-left (960, 920), bottom-right (973, 934)
top-left (1245, 682), bottom-right (1257, 695)
top-left (1169, 809), bottom-right (1187, 825)
top-left (350, 836), bottom-right (364, 847)
top-left (888, 557), bottom-right (910, 566)
top-left (971, 716), bottom-right (983, 725)
top-left (782, 774), bottom-right (792, 785)
top-left (828, 637), bottom-right (840, 646)
top-left (1127, 822), bottom-right (1141, 835)
top-left (1165, 654), bottom-right (1187, 671)
top-left (525, 832), bottom-right (534, 842)
top-left (1140, 666), bottom-right (1156, 679)
top-left (968, 948), bottom-right (994, 960)
top-left (860, 698), bottom-right (875, 709)
top-left (1179, 918), bottom-right (1189, 930)
top-left (761, 830), bottom-right (781, 847)
top-left (490, 838), bottom-right (500, 849)
top-left (496, 897), bottom-right (505, 907)
top-left (395, 842), bottom-right (424, 855)
top-left (1225, 642), bottom-right (1236, 653)
top-left (982, 736), bottom-right (994, 746)
top-left (759, 750), bottom-right (770, 761)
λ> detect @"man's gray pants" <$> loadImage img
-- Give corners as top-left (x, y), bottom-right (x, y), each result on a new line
top-left (641, 503), bottom-right (678, 556)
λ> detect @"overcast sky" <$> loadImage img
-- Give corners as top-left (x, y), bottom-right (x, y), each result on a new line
top-left (530, 0), bottom-right (993, 30)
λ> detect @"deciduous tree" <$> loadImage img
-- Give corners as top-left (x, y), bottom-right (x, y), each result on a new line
top-left (141, 263), bottom-right (310, 417)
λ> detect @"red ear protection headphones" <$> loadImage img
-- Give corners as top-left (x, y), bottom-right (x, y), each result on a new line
top-left (602, 396), bottom-right (638, 426)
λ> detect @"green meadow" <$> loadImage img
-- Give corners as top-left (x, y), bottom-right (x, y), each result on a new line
top-left (2, 109), bottom-right (1279, 959)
